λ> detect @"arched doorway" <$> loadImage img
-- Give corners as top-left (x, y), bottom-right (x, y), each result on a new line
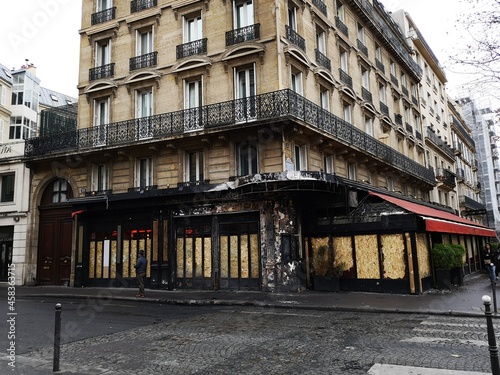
top-left (37, 178), bottom-right (74, 285)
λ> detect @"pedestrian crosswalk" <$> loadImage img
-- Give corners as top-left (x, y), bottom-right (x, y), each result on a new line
top-left (368, 363), bottom-right (488, 375)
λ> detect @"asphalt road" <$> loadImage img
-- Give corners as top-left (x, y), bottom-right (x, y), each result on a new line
top-left (0, 296), bottom-right (494, 374)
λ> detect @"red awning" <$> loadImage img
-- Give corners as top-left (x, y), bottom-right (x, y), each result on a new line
top-left (369, 191), bottom-right (496, 237)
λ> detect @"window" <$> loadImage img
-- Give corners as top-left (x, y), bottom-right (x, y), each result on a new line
top-left (95, 39), bottom-right (111, 66)
top-left (136, 157), bottom-right (153, 188)
top-left (235, 65), bottom-right (256, 121)
top-left (401, 73), bottom-right (407, 89)
top-left (288, 2), bottom-right (297, 30)
top-left (340, 50), bottom-right (349, 73)
top-left (375, 45), bottom-right (382, 61)
top-left (336, 0), bottom-right (345, 21)
top-left (291, 70), bottom-right (303, 95)
top-left (0, 174), bottom-right (14, 203)
top-left (236, 141), bottom-right (258, 175)
top-left (185, 151), bottom-right (204, 182)
top-left (136, 27), bottom-right (153, 56)
top-left (356, 23), bottom-right (365, 44)
top-left (387, 177), bottom-right (394, 192)
top-left (365, 116), bottom-right (373, 136)
top-left (52, 178), bottom-right (69, 203)
top-left (93, 164), bottom-right (109, 192)
top-left (9, 116), bottom-right (34, 140)
top-left (93, 97), bottom-right (109, 145)
top-left (379, 83), bottom-right (387, 104)
top-left (316, 28), bottom-right (326, 54)
top-left (320, 87), bottom-right (329, 111)
top-left (0, 84), bottom-right (6, 106)
top-left (184, 78), bottom-right (203, 130)
top-left (390, 60), bottom-right (396, 76)
top-left (342, 102), bottom-right (351, 122)
top-left (347, 163), bottom-right (356, 180)
top-left (361, 66), bottom-right (369, 89)
top-left (294, 144), bottom-right (307, 171)
top-left (93, 98), bottom-right (109, 126)
top-left (233, 0), bottom-right (254, 28)
top-left (136, 88), bottom-right (153, 138)
top-left (96, 0), bottom-right (112, 11)
top-left (324, 155), bottom-right (334, 174)
top-left (184, 13), bottom-right (202, 42)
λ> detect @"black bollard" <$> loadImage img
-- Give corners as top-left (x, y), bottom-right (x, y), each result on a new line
top-left (492, 281), bottom-right (498, 313)
top-left (483, 295), bottom-right (500, 375)
top-left (53, 303), bottom-right (62, 372)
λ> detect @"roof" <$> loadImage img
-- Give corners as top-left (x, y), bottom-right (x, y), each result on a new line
top-left (39, 87), bottom-right (77, 108)
top-left (0, 63), bottom-right (13, 85)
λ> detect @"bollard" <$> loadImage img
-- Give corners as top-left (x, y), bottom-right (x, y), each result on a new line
top-left (492, 281), bottom-right (498, 313)
top-left (482, 295), bottom-right (500, 375)
top-left (53, 303), bottom-right (62, 372)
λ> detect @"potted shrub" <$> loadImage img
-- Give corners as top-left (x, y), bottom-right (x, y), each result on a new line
top-left (312, 245), bottom-right (346, 292)
top-left (432, 243), bottom-right (466, 289)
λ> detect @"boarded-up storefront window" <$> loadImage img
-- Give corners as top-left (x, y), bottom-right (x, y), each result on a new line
top-left (416, 233), bottom-right (431, 278)
top-left (355, 235), bottom-right (379, 279)
top-left (333, 237), bottom-right (353, 275)
top-left (381, 234), bottom-right (406, 279)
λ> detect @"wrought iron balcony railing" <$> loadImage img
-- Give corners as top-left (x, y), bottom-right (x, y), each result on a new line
top-left (415, 130), bottom-right (422, 141)
top-left (339, 69), bottom-right (352, 88)
top-left (130, 51), bottom-right (158, 71)
top-left (394, 114), bottom-right (402, 126)
top-left (131, 0), bottom-right (157, 13)
top-left (435, 168), bottom-right (456, 187)
top-left (24, 89), bottom-right (435, 185)
top-left (312, 0), bottom-right (327, 15)
top-left (89, 63), bottom-right (115, 81)
top-left (176, 38), bottom-right (208, 59)
top-left (380, 102), bottom-right (389, 116)
top-left (455, 167), bottom-right (465, 181)
top-left (390, 74), bottom-right (399, 87)
top-left (375, 58), bottom-right (385, 73)
top-left (402, 86), bottom-right (409, 97)
top-left (412, 96), bottom-right (418, 106)
top-left (357, 39), bottom-right (368, 57)
top-left (405, 122), bottom-right (413, 134)
top-left (85, 189), bottom-right (112, 197)
top-left (285, 26), bottom-right (306, 51)
top-left (425, 128), bottom-right (456, 160)
top-left (315, 49), bottom-right (331, 71)
top-left (451, 115), bottom-right (475, 148)
top-left (226, 24), bottom-right (260, 46)
top-left (459, 195), bottom-right (485, 210)
top-left (361, 87), bottom-right (372, 103)
top-left (335, 17), bottom-right (349, 37)
top-left (91, 7), bottom-right (116, 25)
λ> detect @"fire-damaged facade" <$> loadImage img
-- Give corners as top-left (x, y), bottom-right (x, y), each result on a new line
top-left (21, 0), bottom-right (495, 293)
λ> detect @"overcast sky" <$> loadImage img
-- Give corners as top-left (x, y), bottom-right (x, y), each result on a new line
top-left (0, 0), bottom-right (488, 103)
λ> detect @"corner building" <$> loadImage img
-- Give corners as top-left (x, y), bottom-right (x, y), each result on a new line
top-left (24, 0), bottom-right (495, 293)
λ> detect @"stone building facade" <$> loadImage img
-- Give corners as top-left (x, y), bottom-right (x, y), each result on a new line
top-left (23, 0), bottom-right (495, 292)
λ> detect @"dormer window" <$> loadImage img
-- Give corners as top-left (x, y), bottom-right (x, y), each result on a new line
top-left (50, 94), bottom-right (58, 102)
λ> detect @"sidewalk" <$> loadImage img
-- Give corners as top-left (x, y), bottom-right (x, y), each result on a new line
top-left (10, 271), bottom-right (500, 317)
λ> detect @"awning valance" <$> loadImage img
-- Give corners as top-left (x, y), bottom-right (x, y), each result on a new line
top-left (369, 191), bottom-right (496, 237)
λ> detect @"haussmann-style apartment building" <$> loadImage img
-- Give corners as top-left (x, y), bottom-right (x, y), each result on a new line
top-left (22, 0), bottom-right (496, 294)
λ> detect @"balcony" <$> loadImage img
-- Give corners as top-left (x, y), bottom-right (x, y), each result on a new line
top-left (131, 0), bottom-right (157, 13)
top-left (226, 24), bottom-right (260, 46)
top-left (405, 122), bottom-right (413, 134)
top-left (357, 39), bottom-right (368, 57)
top-left (455, 168), bottom-right (465, 181)
top-left (335, 17), bottom-right (348, 37)
top-left (85, 189), bottom-right (113, 197)
top-left (425, 128), bottom-right (456, 160)
top-left (453, 141), bottom-right (463, 156)
top-left (415, 130), bottom-right (422, 141)
top-left (459, 195), bottom-right (486, 211)
top-left (129, 51), bottom-right (158, 71)
top-left (379, 102), bottom-right (389, 116)
top-left (312, 0), bottom-right (327, 16)
top-left (128, 185), bottom-right (158, 193)
top-left (401, 86), bottom-right (409, 97)
top-left (176, 38), bottom-right (207, 59)
top-left (361, 87), bottom-right (372, 103)
top-left (375, 59), bottom-right (385, 73)
top-left (285, 26), bottom-right (306, 51)
top-left (25, 89), bottom-right (436, 186)
top-left (89, 63), bottom-right (115, 81)
top-left (338, 69), bottom-right (352, 88)
top-left (394, 114), bottom-right (402, 126)
top-left (411, 96), bottom-right (418, 106)
top-left (91, 7), bottom-right (116, 25)
top-left (390, 74), bottom-right (398, 87)
top-left (435, 168), bottom-right (456, 189)
top-left (315, 49), bottom-right (331, 71)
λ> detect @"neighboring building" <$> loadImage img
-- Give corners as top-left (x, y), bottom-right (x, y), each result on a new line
top-left (391, 10), bottom-right (458, 213)
top-left (458, 96), bottom-right (500, 237)
top-left (23, 0), bottom-right (495, 292)
top-left (39, 87), bottom-right (78, 135)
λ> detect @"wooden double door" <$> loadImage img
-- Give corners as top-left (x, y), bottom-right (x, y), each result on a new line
top-left (37, 207), bottom-right (73, 285)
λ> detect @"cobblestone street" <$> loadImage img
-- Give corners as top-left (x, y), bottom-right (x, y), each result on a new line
top-left (10, 305), bottom-right (493, 374)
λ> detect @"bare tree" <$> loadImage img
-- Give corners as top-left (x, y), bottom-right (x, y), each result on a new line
top-left (449, 0), bottom-right (500, 96)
